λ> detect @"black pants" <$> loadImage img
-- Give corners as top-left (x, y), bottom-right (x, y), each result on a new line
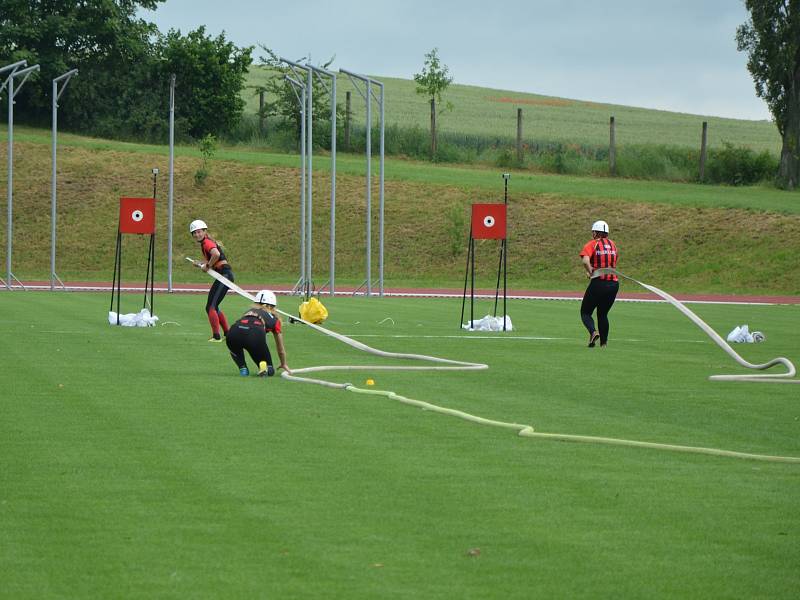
top-left (225, 319), bottom-right (273, 370)
top-left (580, 278), bottom-right (619, 344)
top-left (206, 266), bottom-right (233, 313)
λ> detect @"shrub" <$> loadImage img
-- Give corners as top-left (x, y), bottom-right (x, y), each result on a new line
top-left (705, 142), bottom-right (778, 185)
top-left (447, 203), bottom-right (466, 256)
top-left (194, 134), bottom-right (217, 186)
top-left (615, 145), bottom-right (698, 182)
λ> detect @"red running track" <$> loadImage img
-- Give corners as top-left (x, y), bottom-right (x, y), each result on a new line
top-left (4, 279), bottom-right (799, 305)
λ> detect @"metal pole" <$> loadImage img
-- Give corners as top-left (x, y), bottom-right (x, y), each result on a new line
top-left (503, 175), bottom-right (509, 331)
top-left (306, 64), bottom-right (338, 297)
top-left (285, 75), bottom-right (307, 293)
top-left (50, 78), bottom-right (58, 290)
top-left (6, 74), bottom-right (13, 289)
top-left (50, 68), bottom-right (77, 291)
top-left (306, 67), bottom-right (313, 297)
top-left (168, 74), bottom-right (176, 292)
top-left (0, 60), bottom-right (26, 77)
top-left (503, 239), bottom-right (507, 331)
top-left (330, 73), bottom-right (336, 296)
top-left (340, 69), bottom-right (383, 298)
top-left (281, 58), bottom-right (314, 297)
top-left (460, 229), bottom-right (472, 329)
top-left (2, 60), bottom-right (26, 289)
top-left (295, 87), bottom-right (306, 294)
top-left (378, 81), bottom-right (385, 297)
top-left (282, 61), bottom-right (314, 295)
top-left (366, 78), bottom-right (372, 296)
top-left (304, 67), bottom-right (338, 296)
top-left (6, 63), bottom-right (39, 290)
top-left (470, 237), bottom-right (475, 327)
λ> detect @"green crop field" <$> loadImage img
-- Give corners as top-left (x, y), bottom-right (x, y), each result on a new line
top-left (244, 67), bottom-right (781, 153)
top-left (1, 291), bottom-right (798, 598)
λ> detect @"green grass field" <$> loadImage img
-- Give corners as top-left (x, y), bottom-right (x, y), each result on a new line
top-left (244, 67), bottom-right (781, 153)
top-left (2, 127), bottom-right (799, 296)
top-left (2, 290), bottom-right (798, 597)
top-left (5, 125), bottom-right (797, 214)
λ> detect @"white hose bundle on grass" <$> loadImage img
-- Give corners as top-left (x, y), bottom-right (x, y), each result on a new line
top-left (592, 268), bottom-right (798, 384)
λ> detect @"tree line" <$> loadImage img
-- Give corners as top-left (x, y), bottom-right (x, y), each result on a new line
top-left (0, 0), bottom-right (252, 141)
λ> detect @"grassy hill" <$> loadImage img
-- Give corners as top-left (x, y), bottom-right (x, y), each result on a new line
top-left (1, 126), bottom-right (798, 296)
top-left (244, 67), bottom-right (781, 154)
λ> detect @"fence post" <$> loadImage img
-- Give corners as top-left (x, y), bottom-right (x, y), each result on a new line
top-left (344, 91), bottom-right (351, 150)
top-left (259, 90), bottom-right (265, 136)
top-left (609, 116), bottom-right (616, 176)
top-left (516, 108), bottom-right (523, 163)
top-left (699, 121), bottom-right (708, 182)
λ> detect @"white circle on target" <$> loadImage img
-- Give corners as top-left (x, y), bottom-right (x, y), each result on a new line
top-left (131, 210), bottom-right (144, 222)
top-left (483, 215), bottom-right (495, 228)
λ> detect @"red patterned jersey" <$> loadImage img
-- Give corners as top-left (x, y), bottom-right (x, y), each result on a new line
top-left (580, 238), bottom-right (618, 281)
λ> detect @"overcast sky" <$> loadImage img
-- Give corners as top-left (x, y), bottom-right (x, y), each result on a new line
top-left (140, 0), bottom-right (770, 121)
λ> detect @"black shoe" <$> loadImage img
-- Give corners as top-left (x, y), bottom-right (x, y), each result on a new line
top-left (258, 361), bottom-right (276, 377)
top-left (588, 332), bottom-right (600, 348)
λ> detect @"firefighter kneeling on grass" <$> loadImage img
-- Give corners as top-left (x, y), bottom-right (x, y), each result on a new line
top-left (226, 290), bottom-right (291, 377)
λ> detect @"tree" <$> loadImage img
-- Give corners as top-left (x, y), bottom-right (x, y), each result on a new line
top-left (158, 27), bottom-right (253, 139)
top-left (414, 48), bottom-right (454, 158)
top-left (736, 0), bottom-right (800, 189)
top-left (0, 2), bottom-right (253, 141)
top-left (0, 0), bottom-right (163, 133)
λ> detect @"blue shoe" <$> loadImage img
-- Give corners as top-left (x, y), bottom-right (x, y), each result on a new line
top-left (239, 367), bottom-right (249, 376)
top-left (267, 365), bottom-right (275, 377)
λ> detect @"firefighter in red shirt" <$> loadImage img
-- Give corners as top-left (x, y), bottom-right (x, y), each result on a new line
top-left (579, 220), bottom-right (619, 347)
top-left (190, 219), bottom-right (234, 342)
top-left (225, 290), bottom-right (290, 377)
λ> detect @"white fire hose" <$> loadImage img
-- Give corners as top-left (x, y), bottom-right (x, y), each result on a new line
top-left (592, 268), bottom-right (798, 384)
top-left (190, 259), bottom-right (799, 463)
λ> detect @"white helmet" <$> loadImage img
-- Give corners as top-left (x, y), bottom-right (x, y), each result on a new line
top-left (591, 220), bottom-right (609, 234)
top-left (255, 289), bottom-right (277, 306)
top-left (189, 219), bottom-right (208, 233)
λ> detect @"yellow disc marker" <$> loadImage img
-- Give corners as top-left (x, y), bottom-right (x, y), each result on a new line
top-left (366, 379), bottom-right (375, 386)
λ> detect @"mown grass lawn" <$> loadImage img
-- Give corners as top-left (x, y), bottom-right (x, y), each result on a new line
top-left (1, 291), bottom-right (798, 598)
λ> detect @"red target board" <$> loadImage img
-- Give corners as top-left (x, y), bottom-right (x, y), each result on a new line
top-left (119, 197), bottom-right (156, 234)
top-left (471, 203), bottom-right (506, 239)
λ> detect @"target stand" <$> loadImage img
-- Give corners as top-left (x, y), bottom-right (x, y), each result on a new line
top-left (110, 197), bottom-right (156, 325)
top-left (460, 201), bottom-right (508, 331)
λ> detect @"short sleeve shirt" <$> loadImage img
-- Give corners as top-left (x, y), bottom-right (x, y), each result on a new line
top-left (246, 308), bottom-right (282, 333)
top-left (580, 238), bottom-right (618, 281)
top-left (201, 237), bottom-right (228, 272)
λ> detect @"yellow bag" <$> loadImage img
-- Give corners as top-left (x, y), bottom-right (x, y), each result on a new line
top-left (299, 297), bottom-right (329, 324)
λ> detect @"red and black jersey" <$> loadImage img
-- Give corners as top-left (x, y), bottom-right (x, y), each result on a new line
top-left (200, 236), bottom-right (229, 272)
top-left (240, 308), bottom-right (282, 333)
top-left (580, 237), bottom-right (618, 281)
